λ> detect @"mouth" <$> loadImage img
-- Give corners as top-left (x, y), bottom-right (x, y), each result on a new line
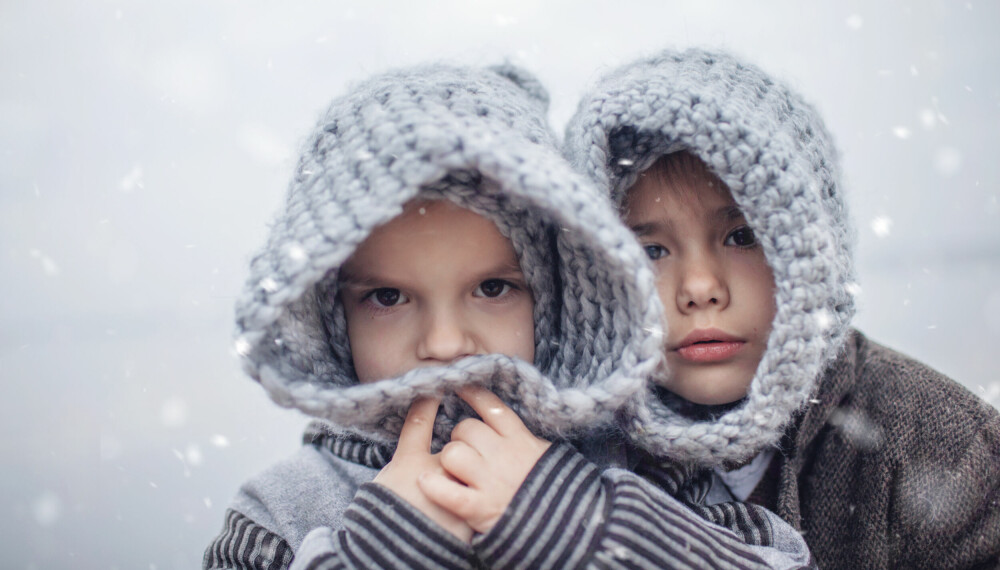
top-left (671, 329), bottom-right (746, 363)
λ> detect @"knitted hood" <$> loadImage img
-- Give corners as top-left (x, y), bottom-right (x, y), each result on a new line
top-left (234, 63), bottom-right (664, 446)
top-left (565, 48), bottom-right (857, 466)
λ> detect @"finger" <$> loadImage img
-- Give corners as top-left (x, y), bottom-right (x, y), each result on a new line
top-left (451, 417), bottom-right (500, 449)
top-left (396, 397), bottom-right (441, 452)
top-left (439, 441), bottom-right (487, 486)
top-left (457, 386), bottom-right (524, 436)
top-left (418, 471), bottom-right (480, 522)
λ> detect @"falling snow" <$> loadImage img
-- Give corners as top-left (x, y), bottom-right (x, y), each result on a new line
top-left (918, 109), bottom-right (936, 129)
top-left (3, 4), bottom-right (996, 569)
top-left (898, 462), bottom-right (980, 531)
top-left (979, 383), bottom-right (1000, 408)
top-left (829, 407), bottom-right (884, 450)
top-left (33, 491), bottom-right (62, 527)
top-left (120, 164), bottom-right (144, 192)
top-left (845, 282), bottom-right (862, 298)
top-left (234, 336), bottom-right (251, 356)
top-left (814, 308), bottom-right (834, 331)
top-left (28, 249), bottom-right (60, 276)
top-left (161, 398), bottom-right (188, 428)
top-left (870, 216), bottom-right (893, 238)
top-left (933, 147), bottom-right (962, 176)
top-left (286, 243), bottom-right (307, 261)
top-left (258, 277), bottom-right (279, 293)
top-left (185, 444), bottom-right (203, 466)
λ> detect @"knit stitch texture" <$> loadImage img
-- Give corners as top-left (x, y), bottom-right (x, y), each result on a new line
top-left (564, 48), bottom-right (858, 465)
top-left (234, 63), bottom-right (664, 446)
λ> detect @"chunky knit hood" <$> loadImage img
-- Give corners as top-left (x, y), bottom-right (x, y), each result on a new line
top-left (565, 48), bottom-right (858, 466)
top-left (234, 63), bottom-right (664, 446)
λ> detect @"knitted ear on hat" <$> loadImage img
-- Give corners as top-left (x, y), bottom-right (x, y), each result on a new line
top-left (488, 62), bottom-right (551, 111)
top-left (235, 63), bottom-right (664, 446)
top-left (565, 48), bottom-right (857, 466)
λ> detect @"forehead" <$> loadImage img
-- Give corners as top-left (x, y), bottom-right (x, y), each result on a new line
top-left (624, 164), bottom-right (737, 224)
top-left (343, 198), bottom-right (520, 274)
top-left (371, 198), bottom-right (505, 242)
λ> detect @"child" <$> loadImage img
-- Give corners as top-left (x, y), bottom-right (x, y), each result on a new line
top-left (205, 63), bottom-right (813, 569)
top-left (563, 47), bottom-right (1000, 569)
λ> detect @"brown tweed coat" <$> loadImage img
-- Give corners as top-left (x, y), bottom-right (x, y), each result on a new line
top-left (772, 329), bottom-right (1000, 569)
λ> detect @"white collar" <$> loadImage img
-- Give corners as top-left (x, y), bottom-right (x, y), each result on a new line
top-left (712, 448), bottom-right (776, 501)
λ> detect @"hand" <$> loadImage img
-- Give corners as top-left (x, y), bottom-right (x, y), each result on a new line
top-left (372, 397), bottom-right (473, 542)
top-left (417, 386), bottom-right (551, 534)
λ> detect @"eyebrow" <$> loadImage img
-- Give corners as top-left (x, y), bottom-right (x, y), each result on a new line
top-left (337, 273), bottom-right (384, 289)
top-left (629, 221), bottom-right (664, 237)
top-left (484, 261), bottom-right (526, 278)
top-left (717, 205), bottom-right (746, 222)
top-left (630, 205), bottom-right (746, 236)
top-left (338, 260), bottom-right (526, 289)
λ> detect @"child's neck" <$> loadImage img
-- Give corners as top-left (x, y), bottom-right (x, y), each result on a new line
top-left (655, 385), bottom-right (745, 422)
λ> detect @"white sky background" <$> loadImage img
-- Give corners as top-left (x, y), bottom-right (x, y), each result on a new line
top-left (1, 1), bottom-right (998, 567)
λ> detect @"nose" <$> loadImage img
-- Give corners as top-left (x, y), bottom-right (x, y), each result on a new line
top-left (675, 255), bottom-right (730, 314)
top-left (416, 306), bottom-right (477, 363)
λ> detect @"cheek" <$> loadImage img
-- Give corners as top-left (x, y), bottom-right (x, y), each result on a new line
top-left (652, 271), bottom-right (674, 315)
top-left (735, 256), bottom-right (777, 328)
top-left (346, 312), bottom-right (403, 383)
top-left (494, 299), bottom-right (536, 363)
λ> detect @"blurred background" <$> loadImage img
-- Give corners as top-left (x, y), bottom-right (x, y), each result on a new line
top-left (1, 1), bottom-right (997, 567)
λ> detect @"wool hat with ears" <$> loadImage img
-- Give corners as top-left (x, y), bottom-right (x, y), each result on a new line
top-left (233, 62), bottom-right (665, 447)
top-left (564, 48), bottom-right (858, 466)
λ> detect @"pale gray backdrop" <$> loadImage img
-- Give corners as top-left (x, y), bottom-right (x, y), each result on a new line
top-left (1, 1), bottom-right (998, 568)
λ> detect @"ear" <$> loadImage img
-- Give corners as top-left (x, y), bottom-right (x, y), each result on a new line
top-left (488, 62), bottom-right (550, 111)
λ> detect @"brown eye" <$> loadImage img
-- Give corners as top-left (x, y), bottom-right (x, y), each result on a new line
top-left (725, 226), bottom-right (757, 247)
top-left (475, 279), bottom-right (512, 298)
top-left (369, 288), bottom-right (404, 307)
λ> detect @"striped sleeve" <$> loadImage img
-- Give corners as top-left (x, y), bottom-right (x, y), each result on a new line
top-left (203, 509), bottom-right (294, 570)
top-left (287, 483), bottom-right (478, 570)
top-left (472, 443), bottom-right (814, 569)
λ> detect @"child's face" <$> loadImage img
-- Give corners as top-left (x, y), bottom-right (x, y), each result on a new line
top-left (339, 199), bottom-right (535, 383)
top-left (625, 168), bottom-right (776, 405)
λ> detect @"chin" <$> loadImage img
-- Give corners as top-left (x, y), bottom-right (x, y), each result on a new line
top-left (668, 371), bottom-right (752, 406)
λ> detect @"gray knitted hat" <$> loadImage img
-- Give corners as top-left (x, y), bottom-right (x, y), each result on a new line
top-left (234, 63), bottom-right (664, 446)
top-left (565, 48), bottom-right (857, 466)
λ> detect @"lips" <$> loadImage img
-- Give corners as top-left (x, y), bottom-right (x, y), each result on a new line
top-left (671, 328), bottom-right (746, 363)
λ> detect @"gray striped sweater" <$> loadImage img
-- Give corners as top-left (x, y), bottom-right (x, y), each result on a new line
top-left (204, 427), bottom-right (813, 569)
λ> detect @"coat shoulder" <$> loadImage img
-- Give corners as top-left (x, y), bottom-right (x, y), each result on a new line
top-left (229, 443), bottom-right (378, 550)
top-left (847, 333), bottom-right (1000, 455)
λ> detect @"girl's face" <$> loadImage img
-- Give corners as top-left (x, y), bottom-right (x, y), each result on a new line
top-left (339, 199), bottom-right (535, 383)
top-left (625, 163), bottom-right (776, 405)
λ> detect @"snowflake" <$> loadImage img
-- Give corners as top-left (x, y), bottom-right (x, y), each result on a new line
top-left (870, 216), bottom-right (893, 238)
